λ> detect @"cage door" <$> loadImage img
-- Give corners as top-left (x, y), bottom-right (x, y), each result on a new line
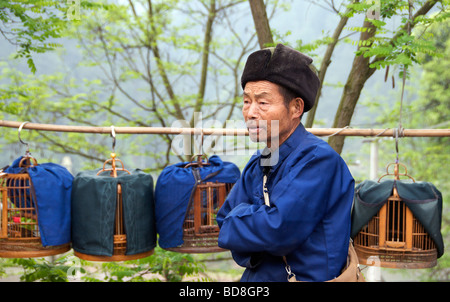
top-left (379, 188), bottom-right (414, 250)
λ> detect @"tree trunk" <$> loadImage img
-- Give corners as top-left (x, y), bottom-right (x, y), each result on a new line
top-left (328, 19), bottom-right (377, 154)
top-left (248, 0), bottom-right (273, 48)
top-left (305, 8), bottom-right (352, 128)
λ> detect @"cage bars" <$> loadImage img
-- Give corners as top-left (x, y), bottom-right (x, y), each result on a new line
top-left (354, 163), bottom-right (438, 269)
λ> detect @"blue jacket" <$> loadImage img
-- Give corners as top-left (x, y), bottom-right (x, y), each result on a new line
top-left (216, 124), bottom-right (355, 282)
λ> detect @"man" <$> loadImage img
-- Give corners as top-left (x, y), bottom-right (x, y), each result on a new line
top-left (216, 44), bottom-right (355, 282)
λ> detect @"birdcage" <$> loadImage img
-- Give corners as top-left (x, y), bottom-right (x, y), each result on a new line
top-left (0, 156), bottom-right (71, 258)
top-left (72, 128), bottom-right (156, 261)
top-left (353, 163), bottom-right (440, 269)
top-left (74, 153), bottom-right (153, 261)
top-left (156, 154), bottom-right (240, 253)
top-left (167, 179), bottom-right (233, 253)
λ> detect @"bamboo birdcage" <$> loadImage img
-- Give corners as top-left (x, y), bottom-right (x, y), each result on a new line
top-left (165, 155), bottom-right (233, 253)
top-left (74, 152), bottom-right (154, 262)
top-left (354, 163), bottom-right (438, 269)
top-left (0, 156), bottom-right (71, 258)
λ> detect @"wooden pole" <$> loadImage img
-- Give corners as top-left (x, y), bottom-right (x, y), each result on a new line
top-left (1, 120), bottom-right (449, 137)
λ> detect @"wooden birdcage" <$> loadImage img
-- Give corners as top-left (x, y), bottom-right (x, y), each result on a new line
top-left (74, 153), bottom-right (154, 262)
top-left (166, 155), bottom-right (233, 253)
top-left (0, 156), bottom-right (71, 258)
top-left (354, 163), bottom-right (438, 269)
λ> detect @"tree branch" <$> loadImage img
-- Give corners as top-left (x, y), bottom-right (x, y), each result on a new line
top-left (249, 0), bottom-right (274, 48)
top-left (190, 0), bottom-right (217, 126)
top-left (147, 0), bottom-right (184, 120)
top-left (305, 0), bottom-right (358, 127)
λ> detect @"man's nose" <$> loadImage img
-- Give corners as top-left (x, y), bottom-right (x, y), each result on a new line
top-left (246, 102), bottom-right (259, 119)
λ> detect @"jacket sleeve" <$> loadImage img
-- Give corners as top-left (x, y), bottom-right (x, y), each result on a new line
top-left (216, 167), bottom-right (259, 268)
top-left (217, 145), bottom-right (351, 257)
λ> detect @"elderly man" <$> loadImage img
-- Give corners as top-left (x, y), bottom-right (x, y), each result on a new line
top-left (216, 44), bottom-right (355, 282)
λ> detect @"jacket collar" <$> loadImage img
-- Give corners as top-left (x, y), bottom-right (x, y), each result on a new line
top-left (259, 123), bottom-right (308, 172)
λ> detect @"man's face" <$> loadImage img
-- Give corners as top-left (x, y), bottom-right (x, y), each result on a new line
top-left (242, 80), bottom-right (303, 148)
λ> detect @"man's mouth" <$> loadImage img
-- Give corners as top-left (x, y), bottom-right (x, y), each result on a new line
top-left (246, 121), bottom-right (264, 130)
top-left (248, 127), bottom-right (261, 135)
top-left (247, 123), bottom-right (262, 133)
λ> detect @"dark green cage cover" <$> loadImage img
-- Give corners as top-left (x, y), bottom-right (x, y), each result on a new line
top-left (71, 169), bottom-right (156, 257)
top-left (351, 179), bottom-right (444, 258)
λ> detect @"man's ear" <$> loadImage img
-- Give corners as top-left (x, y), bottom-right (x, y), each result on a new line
top-left (290, 97), bottom-right (304, 119)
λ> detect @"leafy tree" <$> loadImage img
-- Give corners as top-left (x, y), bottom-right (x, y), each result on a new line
top-left (328, 0), bottom-right (446, 154)
top-left (0, 0), bottom-right (103, 73)
top-left (0, 0), bottom-right (268, 170)
top-left (249, 0), bottom-right (448, 154)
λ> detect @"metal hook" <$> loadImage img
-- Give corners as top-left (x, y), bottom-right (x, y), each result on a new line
top-left (199, 130), bottom-right (204, 155)
top-left (193, 128), bottom-right (204, 156)
top-left (18, 121), bottom-right (31, 155)
top-left (110, 125), bottom-right (116, 152)
top-left (393, 127), bottom-right (404, 163)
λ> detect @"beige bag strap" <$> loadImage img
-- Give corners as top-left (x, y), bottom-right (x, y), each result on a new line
top-left (263, 173), bottom-right (296, 280)
top-left (263, 174), bottom-right (270, 206)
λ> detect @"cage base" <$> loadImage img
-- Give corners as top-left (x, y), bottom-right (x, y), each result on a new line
top-left (164, 236), bottom-right (227, 254)
top-left (74, 249), bottom-right (154, 262)
top-left (0, 240), bottom-right (71, 258)
top-left (355, 245), bottom-right (437, 269)
top-left (164, 246), bottom-right (227, 254)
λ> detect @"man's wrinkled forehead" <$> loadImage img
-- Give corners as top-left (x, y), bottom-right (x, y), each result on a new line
top-left (242, 81), bottom-right (280, 99)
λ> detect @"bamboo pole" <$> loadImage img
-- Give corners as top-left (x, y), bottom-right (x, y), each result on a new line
top-left (1, 120), bottom-right (449, 137)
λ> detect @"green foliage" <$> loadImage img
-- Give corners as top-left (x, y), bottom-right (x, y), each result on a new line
top-left (87, 247), bottom-right (207, 282)
top-left (0, 63), bottom-right (112, 167)
top-left (10, 257), bottom-right (77, 282)
top-left (345, 0), bottom-right (449, 73)
top-left (1, 248), bottom-right (206, 282)
top-left (0, 260), bottom-right (5, 278)
top-left (295, 36), bottom-right (335, 59)
top-left (0, 0), bottom-right (106, 73)
top-left (80, 247), bottom-right (207, 282)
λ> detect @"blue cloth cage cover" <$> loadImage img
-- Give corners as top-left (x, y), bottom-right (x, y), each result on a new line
top-left (155, 155), bottom-right (240, 253)
top-left (0, 156), bottom-right (72, 258)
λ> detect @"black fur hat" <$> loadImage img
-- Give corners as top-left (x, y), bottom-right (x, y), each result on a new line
top-left (241, 44), bottom-right (320, 112)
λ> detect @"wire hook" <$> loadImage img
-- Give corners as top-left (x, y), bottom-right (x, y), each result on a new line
top-left (393, 127), bottom-right (404, 163)
top-left (110, 125), bottom-right (116, 152)
top-left (18, 121), bottom-right (31, 155)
